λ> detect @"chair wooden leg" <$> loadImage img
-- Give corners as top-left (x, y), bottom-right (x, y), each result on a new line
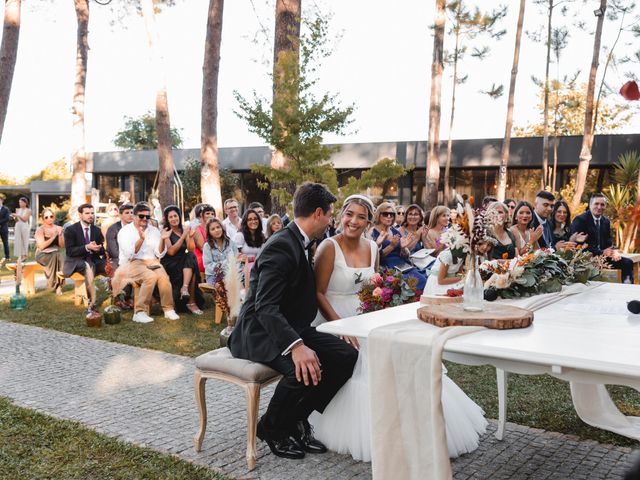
top-left (495, 368), bottom-right (508, 440)
top-left (74, 280), bottom-right (87, 306)
top-left (245, 382), bottom-right (261, 471)
top-left (193, 370), bottom-right (208, 451)
top-left (23, 272), bottom-right (35, 296)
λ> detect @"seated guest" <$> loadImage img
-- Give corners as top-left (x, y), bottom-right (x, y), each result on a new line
top-left (34, 208), bottom-right (65, 295)
top-left (393, 205), bottom-right (406, 229)
top-left (398, 204), bottom-right (429, 254)
top-left (509, 201), bottom-right (543, 255)
top-left (191, 203), bottom-right (216, 273)
top-left (222, 198), bottom-right (242, 238)
top-left (571, 192), bottom-right (633, 283)
top-left (203, 217), bottom-right (240, 284)
top-left (482, 196), bottom-right (497, 209)
top-left (486, 202), bottom-right (516, 260)
top-left (550, 200), bottom-right (586, 249)
top-left (370, 202), bottom-right (426, 290)
top-left (504, 198), bottom-right (517, 219)
top-left (161, 205), bottom-right (204, 315)
top-left (265, 213), bottom-right (283, 239)
top-left (424, 205), bottom-right (450, 256)
top-left (63, 203), bottom-right (108, 311)
top-left (247, 201), bottom-right (268, 234)
top-left (532, 190), bottom-right (555, 249)
top-left (105, 203), bottom-right (134, 309)
top-left (233, 209), bottom-right (266, 262)
top-left (113, 202), bottom-right (179, 323)
top-left (101, 203), bottom-right (120, 238)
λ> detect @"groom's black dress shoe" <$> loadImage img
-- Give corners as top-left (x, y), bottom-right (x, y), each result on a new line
top-left (293, 420), bottom-right (328, 454)
top-left (256, 420), bottom-right (305, 460)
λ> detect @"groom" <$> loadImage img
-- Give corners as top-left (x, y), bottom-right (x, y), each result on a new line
top-left (229, 183), bottom-right (358, 460)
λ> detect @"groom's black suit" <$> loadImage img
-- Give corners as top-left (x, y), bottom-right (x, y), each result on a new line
top-left (229, 222), bottom-right (358, 436)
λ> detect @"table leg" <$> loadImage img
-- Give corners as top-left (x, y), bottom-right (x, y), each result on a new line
top-left (495, 368), bottom-right (508, 440)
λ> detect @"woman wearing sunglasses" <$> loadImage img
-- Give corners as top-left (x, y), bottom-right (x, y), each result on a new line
top-left (370, 202), bottom-right (426, 290)
top-left (34, 208), bottom-right (65, 295)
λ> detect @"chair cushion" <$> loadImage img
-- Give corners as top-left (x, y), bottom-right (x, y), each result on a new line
top-left (195, 347), bottom-right (280, 383)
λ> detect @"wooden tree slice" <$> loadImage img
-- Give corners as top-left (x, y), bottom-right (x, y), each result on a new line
top-left (417, 303), bottom-right (533, 329)
top-left (420, 294), bottom-right (463, 305)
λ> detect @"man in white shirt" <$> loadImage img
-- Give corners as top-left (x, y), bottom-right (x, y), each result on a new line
top-left (222, 198), bottom-right (242, 238)
top-left (113, 202), bottom-right (179, 323)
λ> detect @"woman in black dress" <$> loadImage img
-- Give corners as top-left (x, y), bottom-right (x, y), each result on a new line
top-left (550, 200), bottom-right (587, 249)
top-left (161, 205), bottom-right (204, 315)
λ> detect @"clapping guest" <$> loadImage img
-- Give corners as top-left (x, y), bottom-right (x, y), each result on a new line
top-left (371, 202), bottom-right (426, 290)
top-left (12, 196), bottom-right (31, 261)
top-left (550, 200), bottom-right (587, 249)
top-left (393, 205), bottom-right (406, 229)
top-left (486, 202), bottom-right (516, 260)
top-left (34, 208), bottom-right (65, 294)
top-left (509, 201), bottom-right (543, 255)
top-left (203, 217), bottom-right (240, 284)
top-left (265, 214), bottom-right (283, 239)
top-left (398, 204), bottom-right (429, 255)
top-left (191, 203), bottom-right (216, 273)
top-left (234, 209), bottom-right (266, 262)
top-left (424, 205), bottom-right (449, 255)
top-left (160, 205), bottom-right (204, 315)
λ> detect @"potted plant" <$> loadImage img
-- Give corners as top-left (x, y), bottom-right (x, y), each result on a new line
top-left (86, 277), bottom-right (111, 328)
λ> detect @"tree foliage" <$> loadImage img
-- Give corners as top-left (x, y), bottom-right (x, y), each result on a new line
top-left (25, 159), bottom-right (71, 183)
top-left (234, 15), bottom-right (354, 210)
top-left (179, 157), bottom-right (239, 211)
top-left (113, 112), bottom-right (183, 150)
top-left (339, 158), bottom-right (411, 205)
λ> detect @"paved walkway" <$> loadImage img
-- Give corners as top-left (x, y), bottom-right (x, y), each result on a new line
top-left (0, 320), bottom-right (638, 479)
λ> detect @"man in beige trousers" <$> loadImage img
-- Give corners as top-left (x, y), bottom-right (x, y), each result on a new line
top-left (113, 201), bottom-right (179, 323)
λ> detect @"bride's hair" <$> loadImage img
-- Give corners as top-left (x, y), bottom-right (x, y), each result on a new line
top-left (341, 195), bottom-right (374, 223)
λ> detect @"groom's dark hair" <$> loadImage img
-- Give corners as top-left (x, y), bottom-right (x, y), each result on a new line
top-left (293, 182), bottom-right (336, 218)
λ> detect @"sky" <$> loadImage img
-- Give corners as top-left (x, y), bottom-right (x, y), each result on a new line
top-left (0, 0), bottom-right (638, 181)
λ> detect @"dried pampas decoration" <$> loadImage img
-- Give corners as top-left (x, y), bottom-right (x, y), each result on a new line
top-left (224, 253), bottom-right (243, 319)
top-left (15, 257), bottom-right (23, 286)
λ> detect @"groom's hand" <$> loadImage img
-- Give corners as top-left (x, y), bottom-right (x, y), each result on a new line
top-left (292, 343), bottom-right (322, 386)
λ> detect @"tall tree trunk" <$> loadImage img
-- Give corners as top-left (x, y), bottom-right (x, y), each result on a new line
top-left (271, 0), bottom-right (301, 172)
top-left (425, 0), bottom-right (445, 208)
top-left (541, 0), bottom-right (553, 190)
top-left (571, 0), bottom-right (607, 211)
top-left (141, 0), bottom-right (175, 208)
top-left (0, 0), bottom-right (20, 142)
top-left (71, 0), bottom-right (89, 208)
top-left (496, 0), bottom-right (526, 202)
top-left (444, 25), bottom-right (461, 206)
top-left (201, 0), bottom-right (224, 217)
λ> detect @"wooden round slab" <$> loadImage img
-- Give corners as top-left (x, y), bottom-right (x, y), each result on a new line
top-left (420, 294), bottom-right (462, 305)
top-left (417, 303), bottom-right (533, 329)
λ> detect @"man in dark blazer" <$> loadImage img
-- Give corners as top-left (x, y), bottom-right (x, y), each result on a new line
top-left (105, 203), bottom-right (134, 269)
top-left (229, 183), bottom-right (358, 460)
top-left (571, 192), bottom-right (633, 282)
top-left (0, 194), bottom-right (10, 267)
top-left (63, 202), bottom-right (107, 279)
top-left (531, 190), bottom-right (555, 249)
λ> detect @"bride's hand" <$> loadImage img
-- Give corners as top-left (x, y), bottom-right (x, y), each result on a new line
top-left (340, 335), bottom-right (360, 350)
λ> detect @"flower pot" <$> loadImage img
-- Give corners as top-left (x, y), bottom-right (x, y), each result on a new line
top-left (85, 310), bottom-right (102, 328)
top-left (103, 306), bottom-right (122, 325)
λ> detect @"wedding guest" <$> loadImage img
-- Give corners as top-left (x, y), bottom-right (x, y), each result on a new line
top-left (482, 195), bottom-right (497, 209)
top-left (12, 196), bottom-right (31, 261)
top-left (248, 201), bottom-right (268, 234)
top-left (504, 198), bottom-right (517, 218)
top-left (222, 198), bottom-right (242, 238)
top-left (203, 217), bottom-right (240, 284)
top-left (424, 205), bottom-right (450, 255)
top-left (191, 203), bottom-right (216, 273)
top-left (509, 201), bottom-right (544, 255)
top-left (571, 192), bottom-right (633, 283)
top-left (62, 207), bottom-right (79, 231)
top-left (118, 191), bottom-right (131, 205)
top-left (550, 200), bottom-right (587, 249)
top-left (393, 205), bottom-right (405, 229)
top-left (112, 201), bottom-right (179, 323)
top-left (486, 202), bottom-right (517, 260)
top-left (151, 196), bottom-right (163, 227)
top-left (101, 203), bottom-right (120, 238)
top-left (233, 209), bottom-right (266, 262)
top-left (0, 194), bottom-right (10, 267)
top-left (370, 202), bottom-right (426, 290)
top-left (34, 208), bottom-right (65, 295)
top-left (106, 203), bottom-right (134, 269)
top-left (161, 205), bottom-right (204, 315)
top-left (266, 214), bottom-right (284, 239)
top-left (398, 204), bottom-right (429, 255)
top-left (532, 190), bottom-right (555, 248)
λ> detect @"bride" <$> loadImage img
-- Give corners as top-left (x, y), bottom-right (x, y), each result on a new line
top-left (309, 194), bottom-right (487, 462)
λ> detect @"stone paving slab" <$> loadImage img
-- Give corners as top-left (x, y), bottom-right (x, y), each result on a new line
top-left (0, 320), bottom-right (638, 479)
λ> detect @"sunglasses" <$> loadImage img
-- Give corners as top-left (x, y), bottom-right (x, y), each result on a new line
top-left (380, 212), bottom-right (396, 218)
top-left (43, 215), bottom-right (53, 219)
top-left (396, 211), bottom-right (405, 215)
top-left (138, 214), bottom-right (151, 220)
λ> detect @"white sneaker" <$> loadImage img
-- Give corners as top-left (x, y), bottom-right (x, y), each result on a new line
top-left (132, 311), bottom-right (154, 323)
top-left (164, 310), bottom-right (180, 321)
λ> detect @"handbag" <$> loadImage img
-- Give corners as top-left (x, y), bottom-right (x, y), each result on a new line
top-left (409, 248), bottom-right (436, 270)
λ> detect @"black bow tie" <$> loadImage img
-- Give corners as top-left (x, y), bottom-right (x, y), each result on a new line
top-left (305, 241), bottom-right (315, 267)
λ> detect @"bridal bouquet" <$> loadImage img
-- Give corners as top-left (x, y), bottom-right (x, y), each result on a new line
top-left (358, 269), bottom-right (421, 313)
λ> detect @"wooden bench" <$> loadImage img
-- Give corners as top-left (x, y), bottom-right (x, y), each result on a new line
top-left (194, 348), bottom-right (281, 471)
top-left (7, 262), bottom-right (44, 296)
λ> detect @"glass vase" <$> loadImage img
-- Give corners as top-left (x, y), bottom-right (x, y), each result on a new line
top-left (463, 254), bottom-right (484, 312)
top-left (10, 284), bottom-right (26, 310)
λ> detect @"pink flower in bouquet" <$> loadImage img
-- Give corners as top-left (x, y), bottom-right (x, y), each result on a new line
top-left (362, 301), bottom-right (370, 311)
top-left (370, 273), bottom-right (383, 286)
top-left (381, 287), bottom-right (394, 302)
top-left (385, 275), bottom-right (396, 284)
top-left (372, 287), bottom-right (383, 298)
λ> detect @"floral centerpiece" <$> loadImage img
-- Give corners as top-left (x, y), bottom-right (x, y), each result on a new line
top-left (358, 269), bottom-right (421, 313)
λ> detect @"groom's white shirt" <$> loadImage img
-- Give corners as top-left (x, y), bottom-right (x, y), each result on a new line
top-left (281, 221), bottom-right (311, 356)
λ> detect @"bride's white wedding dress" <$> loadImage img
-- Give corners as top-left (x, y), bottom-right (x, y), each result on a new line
top-left (310, 237), bottom-right (487, 461)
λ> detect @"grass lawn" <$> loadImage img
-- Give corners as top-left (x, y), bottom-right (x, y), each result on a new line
top-left (0, 397), bottom-right (229, 480)
top-left (1, 287), bottom-right (639, 449)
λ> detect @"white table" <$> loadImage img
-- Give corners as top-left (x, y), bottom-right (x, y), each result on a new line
top-left (316, 282), bottom-right (640, 441)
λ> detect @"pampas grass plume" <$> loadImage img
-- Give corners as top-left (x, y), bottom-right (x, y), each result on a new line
top-left (224, 253), bottom-right (242, 318)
